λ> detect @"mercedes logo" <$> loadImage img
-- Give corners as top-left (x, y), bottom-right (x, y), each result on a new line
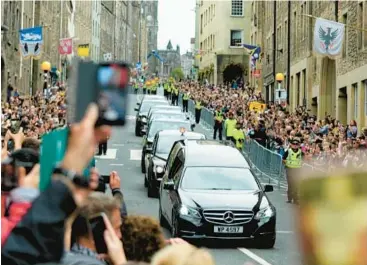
top-left (223, 211), bottom-right (234, 224)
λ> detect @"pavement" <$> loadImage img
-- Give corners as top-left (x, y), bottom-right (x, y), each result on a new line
top-left (95, 94), bottom-right (303, 265)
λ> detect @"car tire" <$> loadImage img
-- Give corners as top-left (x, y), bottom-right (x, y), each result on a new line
top-left (135, 124), bottom-right (140, 137)
top-left (141, 151), bottom-right (146, 173)
top-left (144, 172), bottom-right (148, 187)
top-left (255, 235), bottom-right (276, 249)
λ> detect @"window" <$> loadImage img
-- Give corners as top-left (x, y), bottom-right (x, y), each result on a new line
top-left (213, 34), bottom-right (215, 49)
top-left (364, 80), bottom-right (367, 116)
top-left (230, 30), bottom-right (242, 46)
top-left (342, 13), bottom-right (348, 57)
top-left (231, 0), bottom-right (243, 16)
top-left (353, 83), bottom-right (358, 119)
top-left (300, 4), bottom-right (304, 39)
top-left (200, 14), bottom-right (203, 34)
top-left (358, 2), bottom-right (363, 50)
top-left (293, 11), bottom-right (297, 55)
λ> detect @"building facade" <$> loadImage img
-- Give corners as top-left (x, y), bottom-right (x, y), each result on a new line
top-left (144, 0), bottom-right (159, 75)
top-left (91, 0), bottom-right (101, 61)
top-left (100, 0), bottom-right (114, 60)
top-left (197, 0), bottom-right (251, 85)
top-left (158, 40), bottom-right (181, 78)
top-left (253, 1), bottom-right (367, 127)
top-left (181, 52), bottom-right (194, 79)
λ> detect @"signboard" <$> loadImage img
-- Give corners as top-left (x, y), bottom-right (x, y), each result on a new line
top-left (249, 101), bottom-right (266, 113)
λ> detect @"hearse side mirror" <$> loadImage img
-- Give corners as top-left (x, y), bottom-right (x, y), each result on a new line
top-left (134, 107), bottom-right (139, 111)
top-left (136, 102), bottom-right (141, 105)
top-left (264, 185), bottom-right (274, 193)
top-left (163, 179), bottom-right (174, 190)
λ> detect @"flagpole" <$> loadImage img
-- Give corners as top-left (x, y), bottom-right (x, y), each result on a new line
top-left (30, 0), bottom-right (35, 95)
top-left (302, 14), bottom-right (367, 32)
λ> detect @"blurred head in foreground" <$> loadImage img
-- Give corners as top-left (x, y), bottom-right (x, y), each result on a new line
top-left (151, 244), bottom-right (215, 265)
top-left (121, 215), bottom-right (166, 262)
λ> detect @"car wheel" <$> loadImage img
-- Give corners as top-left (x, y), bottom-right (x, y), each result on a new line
top-left (144, 172), bottom-right (148, 187)
top-left (171, 213), bottom-right (181, 238)
top-left (135, 124), bottom-right (140, 136)
top-left (141, 151), bottom-right (146, 173)
top-left (159, 203), bottom-right (167, 228)
top-left (255, 235), bottom-right (276, 249)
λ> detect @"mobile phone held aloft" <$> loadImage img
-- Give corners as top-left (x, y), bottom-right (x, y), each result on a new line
top-left (89, 213), bottom-right (108, 254)
top-left (96, 62), bottom-right (130, 126)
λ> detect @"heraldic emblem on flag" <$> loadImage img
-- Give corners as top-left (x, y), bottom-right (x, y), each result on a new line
top-left (59, 38), bottom-right (73, 55)
top-left (313, 18), bottom-right (345, 59)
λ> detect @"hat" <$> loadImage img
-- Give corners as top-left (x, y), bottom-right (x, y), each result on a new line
top-left (290, 139), bottom-right (300, 145)
top-left (2, 148), bottom-right (39, 168)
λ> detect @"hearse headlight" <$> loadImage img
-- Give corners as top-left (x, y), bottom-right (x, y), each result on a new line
top-left (254, 206), bottom-right (274, 220)
top-left (155, 165), bottom-right (164, 174)
top-left (179, 205), bottom-right (201, 219)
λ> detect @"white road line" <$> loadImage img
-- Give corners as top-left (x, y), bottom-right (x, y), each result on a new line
top-left (95, 149), bottom-right (117, 159)
top-left (109, 164), bottom-right (124, 166)
top-left (238, 248), bottom-right (273, 265)
top-left (130, 149), bottom-right (142, 161)
top-left (277, 231), bottom-right (294, 234)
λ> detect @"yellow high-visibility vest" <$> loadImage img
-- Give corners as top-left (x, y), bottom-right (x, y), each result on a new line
top-left (225, 119), bottom-right (237, 137)
top-left (215, 111), bottom-right (224, 122)
top-left (285, 149), bottom-right (302, 168)
top-left (195, 101), bottom-right (202, 110)
top-left (233, 129), bottom-right (245, 149)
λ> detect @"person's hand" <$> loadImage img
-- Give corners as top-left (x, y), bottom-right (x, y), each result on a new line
top-left (102, 213), bottom-right (126, 265)
top-left (109, 171), bottom-right (120, 190)
top-left (166, 238), bottom-right (188, 245)
top-left (89, 167), bottom-right (100, 190)
top-left (61, 103), bottom-right (111, 174)
top-left (18, 163), bottom-right (40, 189)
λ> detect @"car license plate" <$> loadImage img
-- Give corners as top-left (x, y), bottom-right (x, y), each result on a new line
top-left (214, 226), bottom-right (243, 233)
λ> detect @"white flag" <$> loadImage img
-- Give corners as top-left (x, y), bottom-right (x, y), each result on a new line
top-left (313, 18), bottom-right (345, 59)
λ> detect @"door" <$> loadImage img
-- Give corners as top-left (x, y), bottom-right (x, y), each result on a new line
top-left (160, 143), bottom-right (182, 219)
top-left (166, 153), bottom-right (184, 224)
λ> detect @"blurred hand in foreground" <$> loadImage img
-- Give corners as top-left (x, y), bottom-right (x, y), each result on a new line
top-left (109, 171), bottom-right (121, 190)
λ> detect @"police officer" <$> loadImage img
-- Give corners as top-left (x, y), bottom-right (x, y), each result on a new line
top-left (167, 83), bottom-right (172, 100)
top-left (232, 122), bottom-right (245, 150)
top-left (194, 98), bottom-right (202, 124)
top-left (182, 90), bottom-right (190, 112)
top-left (224, 112), bottom-right (237, 141)
top-left (213, 105), bottom-right (224, 140)
top-left (151, 83), bottom-right (157, 95)
top-left (282, 138), bottom-right (303, 204)
top-left (172, 85), bottom-right (179, 106)
top-left (164, 82), bottom-right (168, 98)
top-left (143, 82), bottom-right (147, 94)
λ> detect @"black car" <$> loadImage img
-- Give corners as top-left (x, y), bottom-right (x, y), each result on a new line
top-left (134, 99), bottom-right (169, 136)
top-left (144, 129), bottom-right (206, 198)
top-left (141, 118), bottom-right (192, 174)
top-left (159, 140), bottom-right (276, 248)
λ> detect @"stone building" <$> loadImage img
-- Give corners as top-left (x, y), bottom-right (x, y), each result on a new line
top-left (100, 0), bottom-right (114, 60)
top-left (143, 0), bottom-right (159, 75)
top-left (197, 0), bottom-right (251, 85)
top-left (91, 0), bottom-right (101, 61)
top-left (181, 51), bottom-right (194, 79)
top-left (158, 40), bottom-right (181, 78)
top-left (252, 1), bottom-right (367, 127)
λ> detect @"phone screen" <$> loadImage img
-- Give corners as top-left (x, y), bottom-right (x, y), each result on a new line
top-left (89, 214), bottom-right (108, 254)
top-left (298, 172), bottom-right (367, 265)
top-left (96, 63), bottom-right (129, 126)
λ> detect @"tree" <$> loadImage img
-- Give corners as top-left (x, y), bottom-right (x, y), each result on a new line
top-left (170, 67), bottom-right (184, 81)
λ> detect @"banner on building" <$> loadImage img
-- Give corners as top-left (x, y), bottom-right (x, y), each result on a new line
top-left (59, 38), bottom-right (73, 55)
top-left (19, 26), bottom-right (43, 58)
top-left (249, 101), bottom-right (266, 113)
top-left (77, 44), bottom-right (90, 57)
top-left (103, 53), bottom-right (113, 61)
top-left (313, 17), bottom-right (345, 59)
top-left (242, 44), bottom-right (261, 70)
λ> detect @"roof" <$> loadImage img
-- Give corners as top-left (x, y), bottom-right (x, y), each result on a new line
top-left (158, 130), bottom-right (204, 137)
top-left (150, 117), bottom-right (190, 124)
top-left (184, 140), bottom-right (249, 168)
top-left (167, 40), bottom-right (173, 50)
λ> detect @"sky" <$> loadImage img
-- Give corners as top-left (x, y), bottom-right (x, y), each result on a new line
top-left (157, 0), bottom-right (196, 55)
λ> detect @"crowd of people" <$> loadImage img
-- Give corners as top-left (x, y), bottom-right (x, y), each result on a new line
top-left (1, 86), bottom-right (221, 265)
top-left (177, 81), bottom-right (367, 171)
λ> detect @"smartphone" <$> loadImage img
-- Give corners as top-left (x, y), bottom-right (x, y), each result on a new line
top-left (96, 62), bottom-right (130, 126)
top-left (298, 171), bottom-right (367, 265)
top-left (89, 213), bottom-right (108, 254)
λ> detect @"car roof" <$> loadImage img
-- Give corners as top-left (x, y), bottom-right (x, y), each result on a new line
top-left (158, 130), bottom-right (205, 137)
top-left (142, 95), bottom-right (165, 100)
top-left (150, 105), bottom-right (180, 109)
top-left (151, 117), bottom-right (190, 123)
top-left (151, 110), bottom-right (183, 115)
top-left (141, 100), bottom-right (167, 104)
top-left (183, 140), bottom-right (249, 168)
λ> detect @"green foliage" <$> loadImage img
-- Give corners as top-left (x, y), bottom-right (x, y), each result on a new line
top-left (170, 67), bottom-right (184, 80)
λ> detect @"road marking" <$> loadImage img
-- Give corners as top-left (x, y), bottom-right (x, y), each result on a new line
top-left (109, 164), bottom-right (124, 166)
top-left (238, 248), bottom-right (272, 265)
top-left (113, 144), bottom-right (125, 147)
top-left (95, 149), bottom-right (117, 159)
top-left (130, 149), bottom-right (142, 160)
top-left (277, 231), bottom-right (294, 234)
